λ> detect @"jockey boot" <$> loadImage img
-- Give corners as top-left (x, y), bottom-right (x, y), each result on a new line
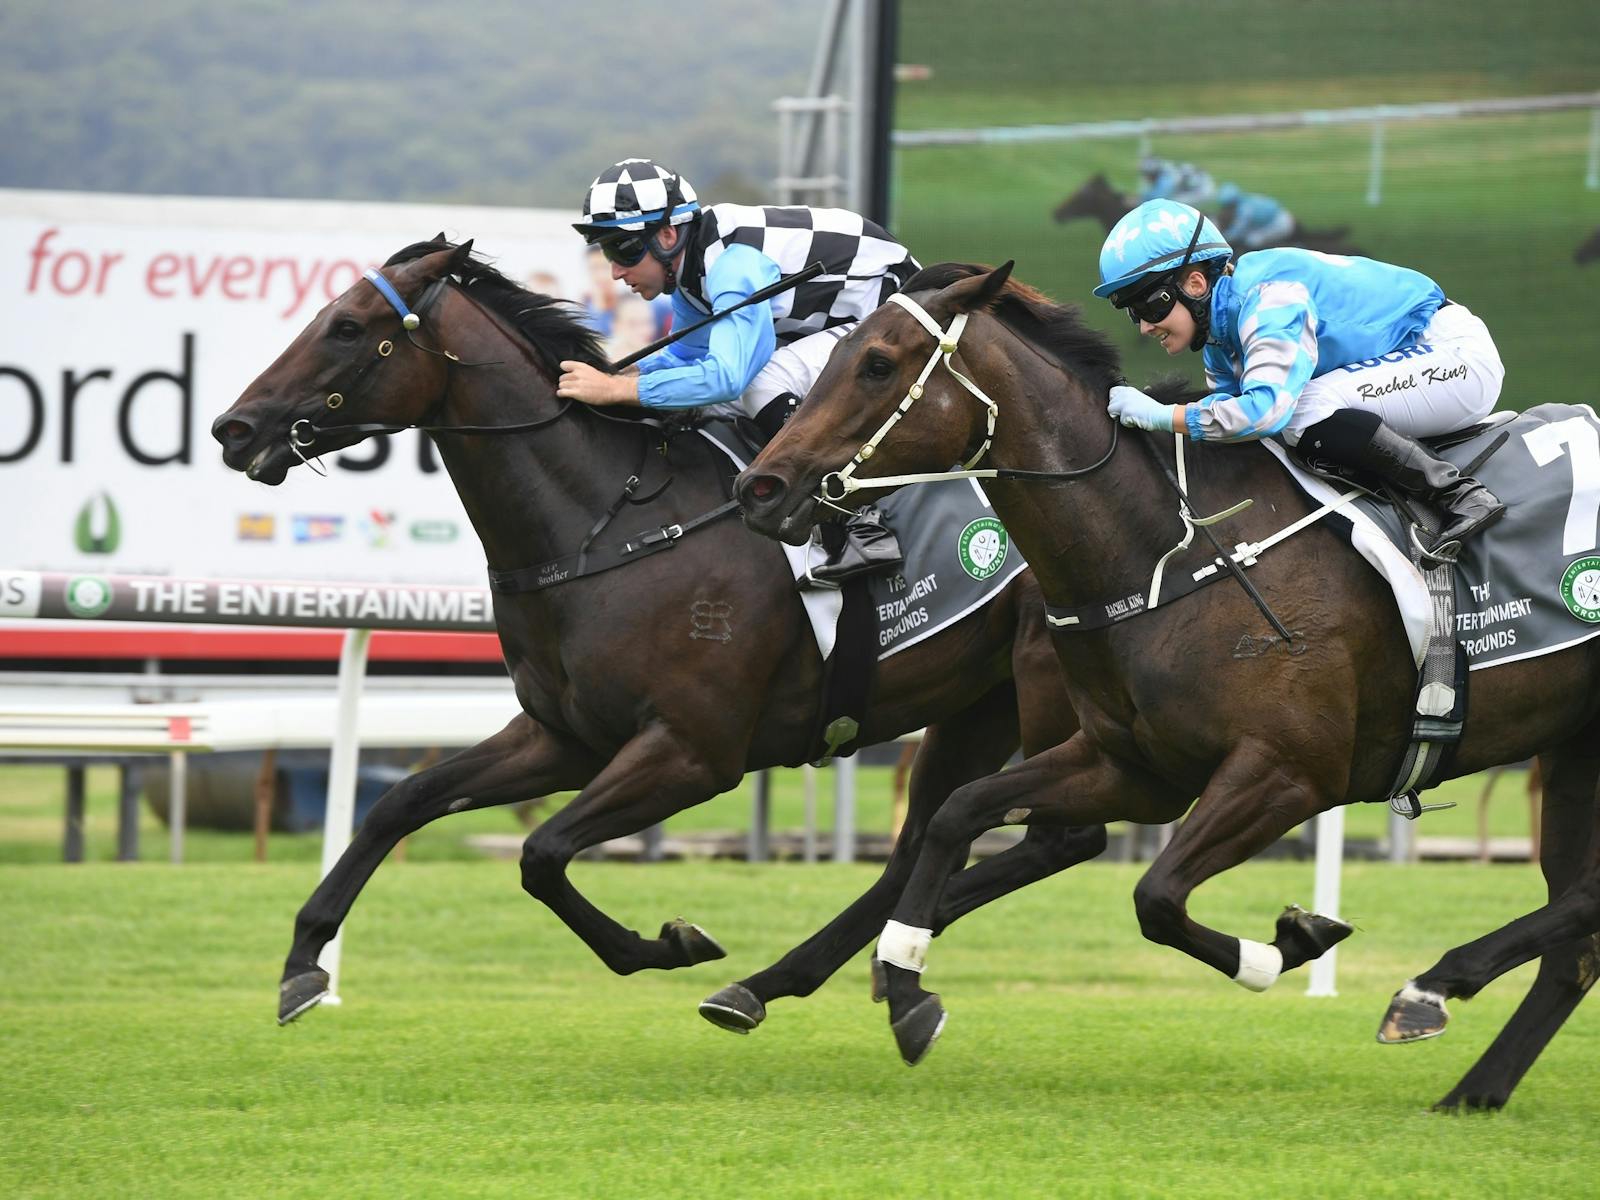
top-left (1301, 409), bottom-right (1505, 555)
top-left (808, 506), bottom-right (904, 585)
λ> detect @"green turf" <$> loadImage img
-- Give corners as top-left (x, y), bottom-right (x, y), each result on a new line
top-left (0, 855), bottom-right (1593, 1199)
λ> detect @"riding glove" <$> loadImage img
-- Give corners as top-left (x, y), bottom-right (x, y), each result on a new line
top-left (1107, 384), bottom-right (1175, 432)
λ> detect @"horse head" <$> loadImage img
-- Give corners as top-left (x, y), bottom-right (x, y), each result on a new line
top-left (1051, 173), bottom-right (1129, 228)
top-left (212, 238), bottom-right (476, 484)
top-left (737, 262), bottom-right (1016, 545)
top-left (1575, 227), bottom-right (1600, 266)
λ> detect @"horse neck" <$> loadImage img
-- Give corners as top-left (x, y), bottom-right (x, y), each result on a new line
top-left (967, 323), bottom-right (1246, 611)
top-left (426, 295), bottom-right (645, 572)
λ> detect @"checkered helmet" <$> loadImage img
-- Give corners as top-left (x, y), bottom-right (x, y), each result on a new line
top-left (573, 158), bottom-right (700, 241)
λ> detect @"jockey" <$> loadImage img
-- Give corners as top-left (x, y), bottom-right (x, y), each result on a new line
top-left (558, 157), bottom-right (921, 579)
top-left (1215, 182), bottom-right (1295, 251)
top-left (1137, 156), bottom-right (1218, 210)
top-left (1094, 198), bottom-right (1505, 555)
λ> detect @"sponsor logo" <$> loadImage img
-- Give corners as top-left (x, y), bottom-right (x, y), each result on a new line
top-left (361, 509), bottom-right (396, 549)
top-left (409, 519), bottom-right (460, 544)
top-left (291, 515), bottom-right (344, 544)
top-left (237, 514), bottom-right (276, 542)
top-left (64, 575), bottom-right (113, 619)
top-left (957, 516), bottom-right (1009, 581)
top-left (74, 492), bottom-right (121, 554)
top-left (1559, 556), bottom-right (1600, 623)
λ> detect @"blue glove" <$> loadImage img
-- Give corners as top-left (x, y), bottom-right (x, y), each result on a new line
top-left (1107, 384), bottom-right (1176, 432)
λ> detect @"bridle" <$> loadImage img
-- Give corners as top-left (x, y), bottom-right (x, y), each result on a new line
top-left (285, 268), bottom-right (571, 471)
top-left (817, 290), bottom-right (1119, 508)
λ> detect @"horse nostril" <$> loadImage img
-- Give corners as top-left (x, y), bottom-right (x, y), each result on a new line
top-left (212, 417), bottom-right (253, 447)
top-left (749, 477), bottom-right (778, 500)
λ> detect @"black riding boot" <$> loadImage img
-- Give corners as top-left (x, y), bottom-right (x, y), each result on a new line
top-left (809, 507), bottom-right (904, 585)
top-left (1300, 409), bottom-right (1505, 554)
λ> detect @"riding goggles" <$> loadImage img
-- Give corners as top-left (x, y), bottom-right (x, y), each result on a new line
top-left (1115, 278), bottom-right (1182, 326)
top-left (597, 233), bottom-right (650, 267)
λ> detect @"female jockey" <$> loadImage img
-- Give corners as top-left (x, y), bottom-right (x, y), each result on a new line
top-left (1095, 198), bottom-right (1505, 555)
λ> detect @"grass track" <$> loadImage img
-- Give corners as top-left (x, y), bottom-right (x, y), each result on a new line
top-left (2, 856), bottom-right (1595, 1198)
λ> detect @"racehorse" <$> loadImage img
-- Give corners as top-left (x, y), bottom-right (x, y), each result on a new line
top-left (211, 239), bottom-right (1107, 1029)
top-left (1576, 228), bottom-right (1600, 266)
top-left (1052, 172), bottom-right (1364, 256)
top-left (735, 260), bottom-right (1600, 1110)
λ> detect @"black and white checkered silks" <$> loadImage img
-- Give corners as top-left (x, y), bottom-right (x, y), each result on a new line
top-left (579, 159), bottom-right (699, 230)
top-left (677, 203), bottom-right (921, 417)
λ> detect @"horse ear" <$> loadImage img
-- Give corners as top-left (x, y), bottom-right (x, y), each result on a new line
top-left (933, 260), bottom-right (1015, 317)
top-left (433, 231), bottom-right (447, 243)
top-left (448, 239), bottom-right (475, 273)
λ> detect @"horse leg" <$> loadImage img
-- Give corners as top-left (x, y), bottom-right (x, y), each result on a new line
top-left (1125, 742), bottom-right (1350, 988)
top-left (519, 722), bottom-right (744, 976)
top-left (700, 683), bottom-right (1028, 1032)
top-left (1379, 741), bottom-right (1600, 1113)
top-left (279, 713), bottom-right (598, 1023)
top-left (874, 734), bottom-right (1184, 1065)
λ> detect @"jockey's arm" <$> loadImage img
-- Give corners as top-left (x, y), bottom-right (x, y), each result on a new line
top-left (1183, 281), bottom-right (1320, 442)
top-left (633, 246), bottom-right (781, 409)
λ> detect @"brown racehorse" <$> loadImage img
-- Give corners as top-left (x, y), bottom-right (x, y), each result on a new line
top-left (211, 240), bottom-right (1106, 1029)
top-left (1575, 228), bottom-right (1600, 266)
top-left (735, 261), bottom-right (1600, 1110)
top-left (1052, 172), bottom-right (1364, 256)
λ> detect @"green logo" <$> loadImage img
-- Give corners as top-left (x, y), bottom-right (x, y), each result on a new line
top-left (74, 492), bottom-right (121, 554)
top-left (64, 575), bottom-right (113, 619)
top-left (957, 516), bottom-right (1009, 581)
top-left (409, 519), bottom-right (459, 544)
top-left (1559, 556), bottom-right (1600, 623)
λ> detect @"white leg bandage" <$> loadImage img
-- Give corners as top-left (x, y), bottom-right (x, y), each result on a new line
top-left (1233, 939), bottom-right (1284, 992)
top-left (876, 920), bottom-right (932, 974)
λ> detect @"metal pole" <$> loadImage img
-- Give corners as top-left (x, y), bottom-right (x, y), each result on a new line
top-left (749, 770), bottom-right (771, 863)
top-left (64, 765), bottom-right (85, 863)
top-left (1367, 119), bottom-right (1385, 206)
top-left (848, 0), bottom-right (873, 213)
top-left (1305, 806), bottom-right (1345, 997)
top-left (117, 763), bottom-right (140, 861)
top-left (317, 626), bottom-right (373, 1007)
top-left (168, 751), bottom-right (187, 864)
top-left (1388, 807), bottom-right (1415, 864)
top-left (802, 763), bottom-right (818, 863)
top-left (833, 755), bottom-right (857, 863)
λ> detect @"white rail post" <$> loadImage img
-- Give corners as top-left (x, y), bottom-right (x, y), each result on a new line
top-left (168, 750), bottom-right (187, 864)
top-left (833, 755), bottom-right (857, 863)
top-left (316, 626), bottom-right (373, 1007)
top-left (1366, 118), bottom-right (1386, 206)
top-left (1305, 806), bottom-right (1345, 997)
top-left (802, 763), bottom-right (818, 863)
top-left (1586, 105), bottom-right (1600, 190)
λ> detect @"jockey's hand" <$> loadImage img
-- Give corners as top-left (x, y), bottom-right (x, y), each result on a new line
top-left (1107, 384), bottom-right (1176, 432)
top-left (557, 361), bottom-right (639, 407)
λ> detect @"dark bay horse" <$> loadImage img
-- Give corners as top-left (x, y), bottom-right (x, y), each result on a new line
top-left (211, 240), bottom-right (1107, 1029)
top-left (1053, 172), bottom-right (1363, 256)
top-left (736, 261), bottom-right (1600, 1109)
top-left (1576, 228), bottom-right (1600, 266)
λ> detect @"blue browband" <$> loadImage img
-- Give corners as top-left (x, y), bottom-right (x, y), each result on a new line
top-left (363, 268), bottom-right (421, 330)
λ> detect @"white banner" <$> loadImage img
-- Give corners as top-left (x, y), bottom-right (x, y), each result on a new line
top-left (1, 188), bottom-right (597, 587)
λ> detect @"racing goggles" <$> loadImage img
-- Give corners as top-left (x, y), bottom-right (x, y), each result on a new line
top-left (1115, 277), bottom-right (1182, 326)
top-left (596, 232), bottom-right (650, 267)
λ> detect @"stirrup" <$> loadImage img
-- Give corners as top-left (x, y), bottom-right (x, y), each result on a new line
top-left (1390, 791), bottom-right (1458, 820)
top-left (1408, 524), bottom-right (1462, 565)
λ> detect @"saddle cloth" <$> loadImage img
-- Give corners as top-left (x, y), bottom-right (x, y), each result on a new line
top-left (694, 423), bottom-right (1029, 662)
top-left (1263, 403), bottom-right (1600, 672)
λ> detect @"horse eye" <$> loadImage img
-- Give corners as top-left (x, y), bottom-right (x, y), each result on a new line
top-left (333, 319), bottom-right (362, 341)
top-left (863, 353), bottom-right (895, 380)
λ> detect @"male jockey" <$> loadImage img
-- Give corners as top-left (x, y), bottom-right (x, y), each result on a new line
top-left (1137, 156), bottom-right (1218, 210)
top-left (557, 157), bottom-right (920, 579)
top-left (1094, 198), bottom-right (1505, 556)
top-left (1215, 182), bottom-right (1295, 251)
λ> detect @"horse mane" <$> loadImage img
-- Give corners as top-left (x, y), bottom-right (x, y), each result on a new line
top-left (903, 262), bottom-right (1209, 407)
top-left (384, 238), bottom-right (609, 376)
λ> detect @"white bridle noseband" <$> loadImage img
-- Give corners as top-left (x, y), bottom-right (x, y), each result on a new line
top-left (818, 292), bottom-right (1000, 504)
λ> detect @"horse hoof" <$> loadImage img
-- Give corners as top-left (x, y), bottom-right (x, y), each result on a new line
top-left (698, 983), bottom-right (765, 1034)
top-left (890, 994), bottom-right (947, 1067)
top-left (278, 969), bottom-right (330, 1025)
top-left (1274, 903), bottom-right (1355, 968)
top-left (870, 957), bottom-right (888, 1003)
top-left (1376, 981), bottom-right (1450, 1044)
top-left (661, 918), bottom-right (727, 967)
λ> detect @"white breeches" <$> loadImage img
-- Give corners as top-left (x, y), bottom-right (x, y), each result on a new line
top-left (737, 327), bottom-right (852, 418)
